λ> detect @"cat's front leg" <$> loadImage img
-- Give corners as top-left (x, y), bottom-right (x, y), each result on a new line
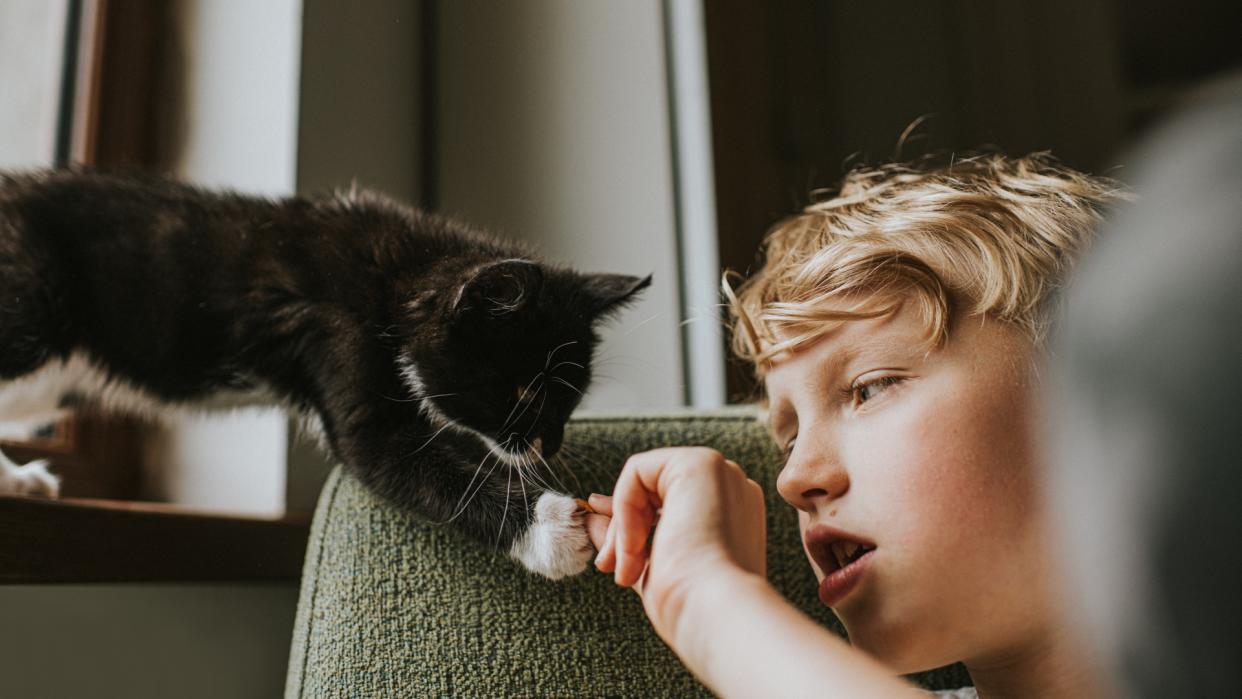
top-left (507, 490), bottom-right (594, 580)
top-left (418, 448), bottom-right (595, 580)
top-left (337, 416), bottom-right (596, 580)
top-left (0, 453), bottom-right (60, 497)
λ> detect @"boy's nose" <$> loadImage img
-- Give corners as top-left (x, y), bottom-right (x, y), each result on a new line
top-left (776, 445), bottom-right (850, 512)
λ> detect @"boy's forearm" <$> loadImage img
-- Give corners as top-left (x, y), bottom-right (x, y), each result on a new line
top-left (674, 573), bottom-right (921, 699)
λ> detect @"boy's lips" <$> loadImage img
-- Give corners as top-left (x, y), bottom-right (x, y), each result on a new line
top-left (804, 523), bottom-right (877, 607)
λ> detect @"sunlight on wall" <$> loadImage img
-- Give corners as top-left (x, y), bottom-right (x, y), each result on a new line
top-left (438, 0), bottom-right (687, 410)
top-left (0, 1), bottom-right (67, 169)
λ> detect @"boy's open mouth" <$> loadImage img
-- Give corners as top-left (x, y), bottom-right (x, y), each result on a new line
top-left (805, 524), bottom-right (877, 606)
top-left (829, 540), bottom-right (875, 570)
top-left (805, 525), bottom-right (877, 575)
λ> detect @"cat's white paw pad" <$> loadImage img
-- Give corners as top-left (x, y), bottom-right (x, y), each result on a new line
top-left (0, 459), bottom-right (61, 497)
top-left (508, 492), bottom-right (592, 580)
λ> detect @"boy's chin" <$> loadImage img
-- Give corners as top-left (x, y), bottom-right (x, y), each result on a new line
top-left (842, 614), bottom-right (957, 677)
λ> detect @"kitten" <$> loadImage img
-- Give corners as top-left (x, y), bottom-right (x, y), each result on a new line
top-left (0, 170), bottom-right (649, 579)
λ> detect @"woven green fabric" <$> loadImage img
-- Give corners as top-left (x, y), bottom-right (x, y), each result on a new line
top-left (286, 410), bottom-right (969, 697)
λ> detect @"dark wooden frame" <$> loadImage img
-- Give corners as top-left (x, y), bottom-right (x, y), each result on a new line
top-left (0, 496), bottom-right (309, 584)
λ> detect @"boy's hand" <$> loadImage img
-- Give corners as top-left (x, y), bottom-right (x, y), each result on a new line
top-left (586, 447), bottom-right (767, 648)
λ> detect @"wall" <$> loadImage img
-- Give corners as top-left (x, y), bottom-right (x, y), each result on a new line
top-left (0, 585), bottom-right (298, 699)
top-left (437, 0), bottom-right (686, 410)
top-left (0, 1), bottom-right (67, 169)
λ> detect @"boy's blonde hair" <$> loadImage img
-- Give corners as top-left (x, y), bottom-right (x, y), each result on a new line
top-left (726, 153), bottom-right (1126, 375)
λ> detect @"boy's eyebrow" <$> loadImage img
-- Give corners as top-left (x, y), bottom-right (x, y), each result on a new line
top-left (831, 333), bottom-right (923, 377)
top-left (764, 325), bottom-right (926, 436)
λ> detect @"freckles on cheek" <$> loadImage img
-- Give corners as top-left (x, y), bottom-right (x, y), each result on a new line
top-left (905, 391), bottom-right (1036, 530)
top-left (884, 401), bottom-right (984, 511)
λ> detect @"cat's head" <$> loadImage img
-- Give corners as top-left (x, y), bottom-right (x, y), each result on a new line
top-left (397, 259), bottom-right (649, 463)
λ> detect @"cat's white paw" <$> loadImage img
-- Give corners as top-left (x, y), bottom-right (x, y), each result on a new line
top-left (508, 491), bottom-right (593, 580)
top-left (0, 458), bottom-right (61, 497)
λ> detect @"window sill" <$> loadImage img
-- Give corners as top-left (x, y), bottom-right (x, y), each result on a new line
top-left (0, 495), bottom-right (311, 584)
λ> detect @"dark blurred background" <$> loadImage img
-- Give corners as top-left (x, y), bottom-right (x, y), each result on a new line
top-left (703, 0), bottom-right (1242, 396)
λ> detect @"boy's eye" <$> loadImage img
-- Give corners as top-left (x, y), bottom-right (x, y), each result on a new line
top-left (782, 436), bottom-right (797, 462)
top-left (851, 376), bottom-right (903, 405)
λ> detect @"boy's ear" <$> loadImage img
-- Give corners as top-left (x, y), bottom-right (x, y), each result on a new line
top-left (583, 273), bottom-right (652, 320)
top-left (453, 259), bottom-right (544, 320)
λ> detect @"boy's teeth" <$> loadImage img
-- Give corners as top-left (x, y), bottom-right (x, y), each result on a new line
top-left (831, 541), bottom-right (863, 568)
top-left (843, 541), bottom-right (859, 560)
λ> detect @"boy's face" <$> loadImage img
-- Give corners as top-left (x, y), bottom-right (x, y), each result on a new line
top-left (765, 302), bottom-right (1056, 673)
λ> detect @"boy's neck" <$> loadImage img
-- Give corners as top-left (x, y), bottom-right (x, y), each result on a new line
top-left (965, 626), bottom-right (1114, 699)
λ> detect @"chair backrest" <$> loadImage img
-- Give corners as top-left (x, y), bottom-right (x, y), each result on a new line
top-left (285, 410), bottom-right (968, 697)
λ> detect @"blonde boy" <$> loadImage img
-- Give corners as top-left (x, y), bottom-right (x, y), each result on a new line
top-left (588, 154), bottom-right (1124, 698)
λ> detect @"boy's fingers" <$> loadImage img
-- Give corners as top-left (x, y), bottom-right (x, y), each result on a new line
top-left (585, 512), bottom-right (610, 551)
top-left (595, 517), bottom-right (618, 572)
top-left (613, 451), bottom-right (675, 587)
top-left (587, 492), bottom-right (613, 516)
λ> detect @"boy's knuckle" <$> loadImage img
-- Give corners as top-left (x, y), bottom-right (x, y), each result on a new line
top-left (691, 446), bottom-right (724, 461)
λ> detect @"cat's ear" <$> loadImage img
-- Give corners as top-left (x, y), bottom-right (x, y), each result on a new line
top-left (453, 259), bottom-right (544, 320)
top-left (583, 273), bottom-right (652, 320)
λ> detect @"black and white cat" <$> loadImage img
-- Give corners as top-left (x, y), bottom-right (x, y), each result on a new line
top-left (0, 170), bottom-right (649, 579)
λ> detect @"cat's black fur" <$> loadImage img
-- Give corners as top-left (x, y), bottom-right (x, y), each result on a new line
top-left (0, 169), bottom-right (649, 578)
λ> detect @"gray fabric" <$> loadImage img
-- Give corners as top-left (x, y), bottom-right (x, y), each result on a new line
top-left (286, 410), bottom-right (969, 697)
top-left (1051, 72), bottom-right (1242, 697)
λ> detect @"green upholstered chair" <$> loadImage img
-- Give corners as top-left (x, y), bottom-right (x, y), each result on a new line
top-left (285, 409), bottom-right (970, 697)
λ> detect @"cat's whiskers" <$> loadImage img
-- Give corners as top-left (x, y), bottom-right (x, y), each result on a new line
top-left (513, 453), bottom-right (531, 520)
top-left (547, 360), bottom-right (585, 373)
top-left (546, 448), bottom-right (585, 496)
top-left (498, 371), bottom-right (545, 434)
top-left (495, 454), bottom-right (514, 551)
top-left (554, 444), bottom-right (593, 490)
top-left (592, 353), bottom-right (688, 392)
top-left (517, 438), bottom-right (560, 493)
top-left (544, 340), bottom-right (578, 370)
top-left (525, 390), bottom-right (574, 492)
top-left (385, 389), bottom-right (458, 404)
top-left (616, 311), bottom-right (662, 338)
top-left (557, 443), bottom-right (613, 494)
top-left (409, 421), bottom-right (453, 456)
top-left (440, 448), bottom-right (502, 525)
top-left (524, 437), bottom-right (571, 494)
top-left (549, 376), bottom-right (582, 395)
